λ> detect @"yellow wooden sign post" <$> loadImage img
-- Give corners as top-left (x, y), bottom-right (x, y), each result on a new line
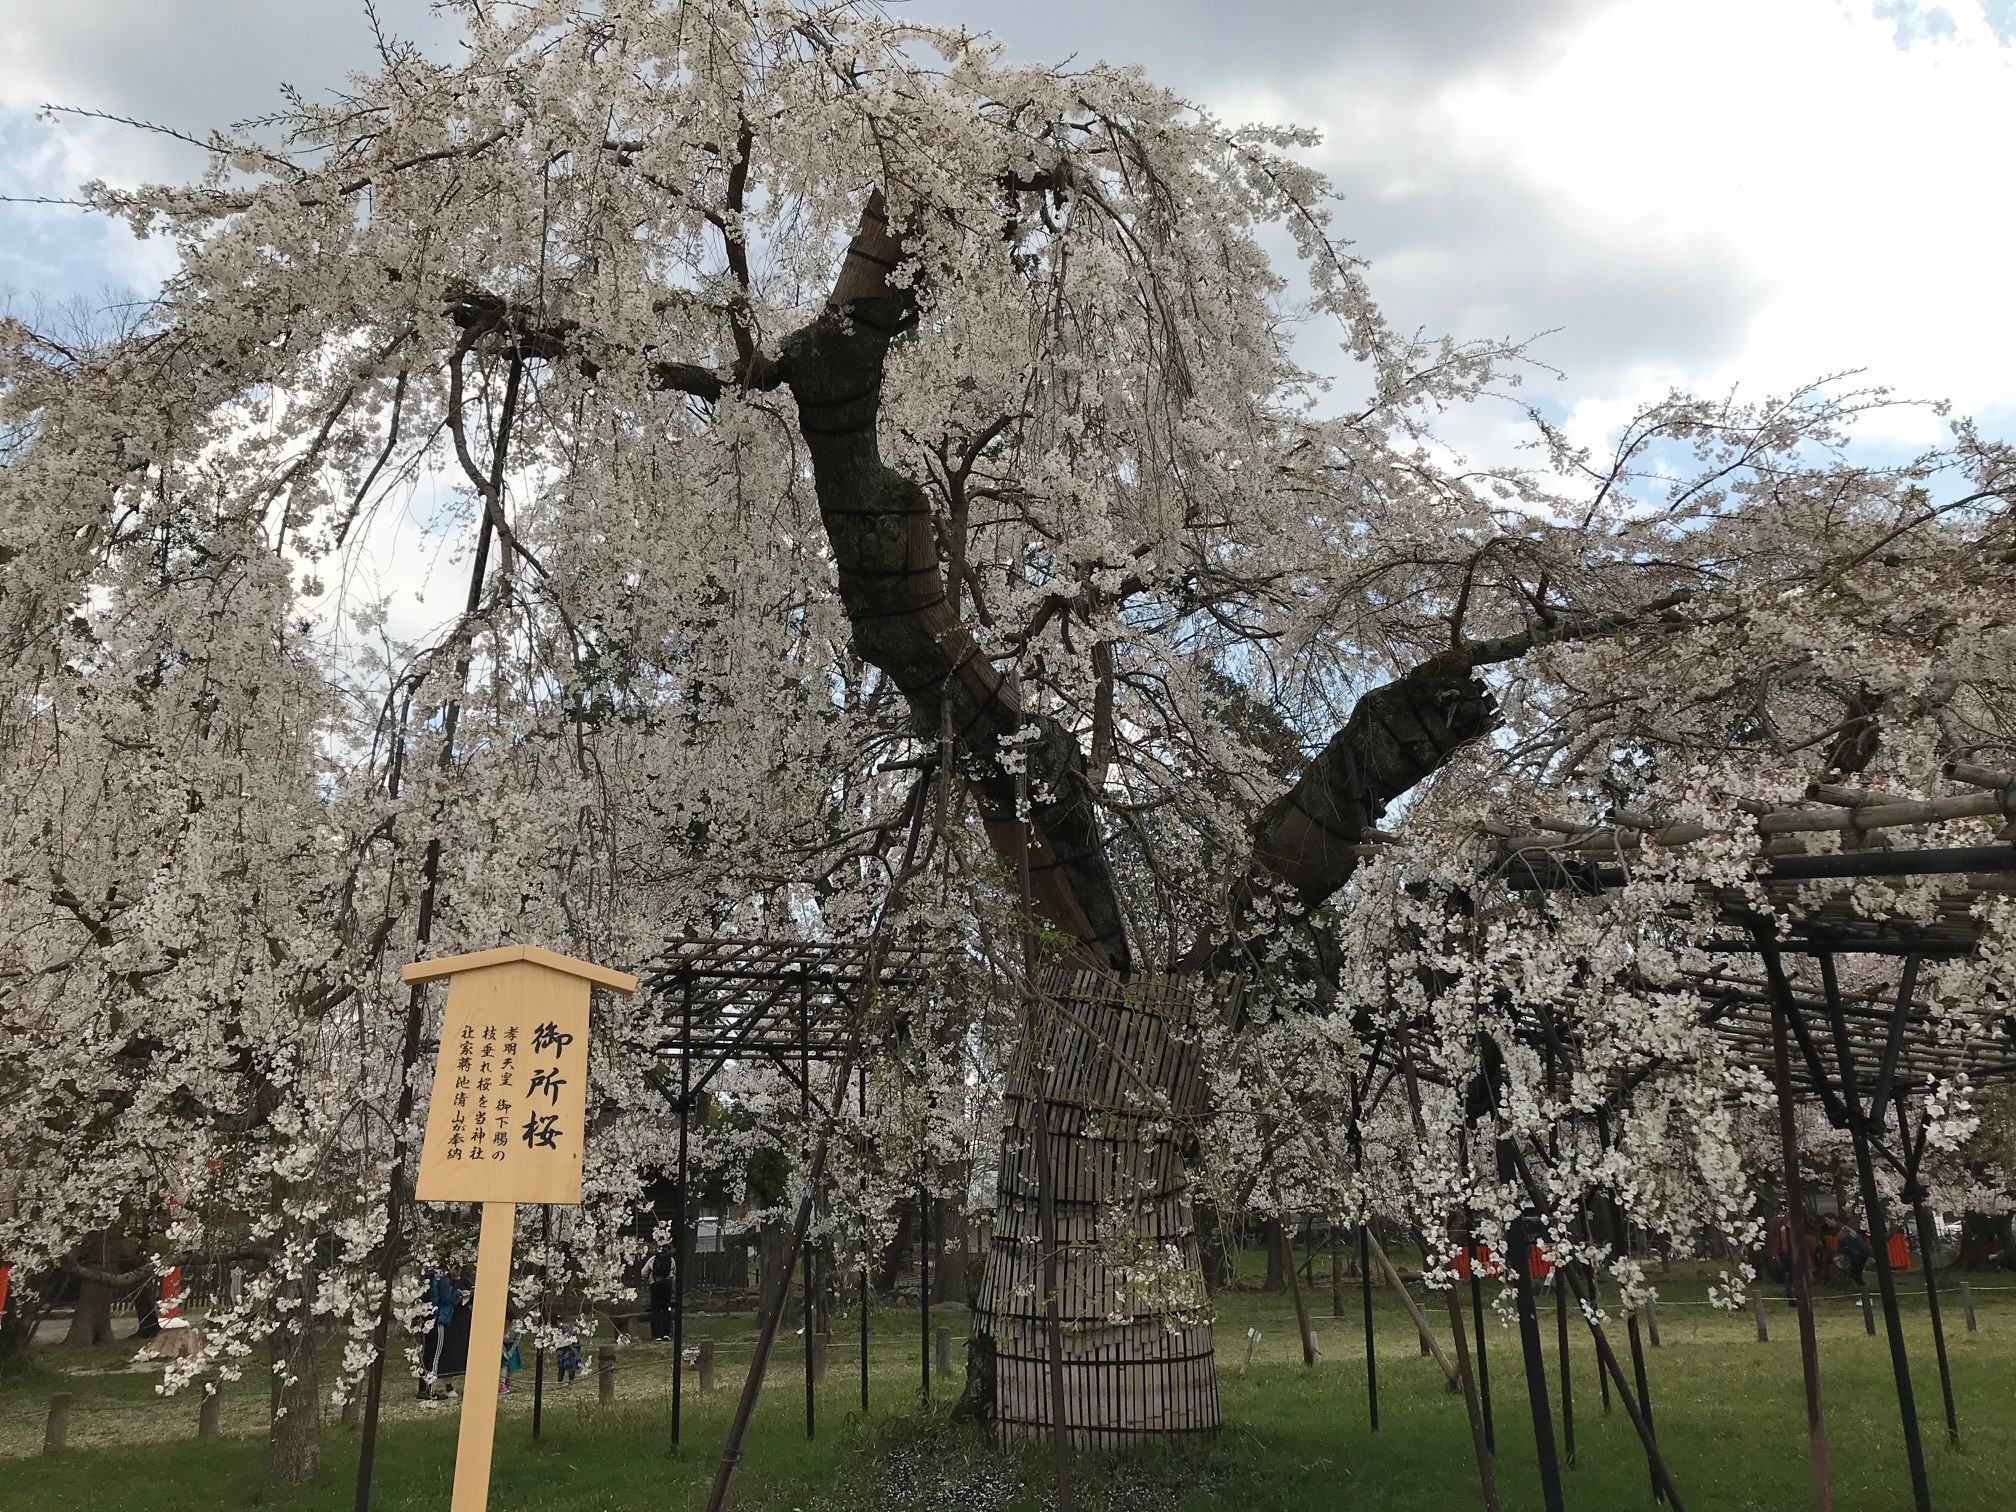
top-left (405, 944), bottom-right (637, 1512)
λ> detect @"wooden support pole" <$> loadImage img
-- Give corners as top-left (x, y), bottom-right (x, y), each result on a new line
top-left (1753, 1295), bottom-right (1771, 1343)
top-left (1555, 1265), bottom-right (1688, 1510)
top-left (1281, 1211), bottom-right (1321, 1367)
top-left (598, 1345), bottom-right (616, 1406)
top-left (1367, 1232), bottom-right (1460, 1390)
top-left (697, 1339), bottom-right (716, 1391)
top-left (44, 1393), bottom-right (70, 1455)
top-left (1332, 1228), bottom-right (1346, 1320)
top-left (449, 1201), bottom-right (515, 1512)
top-left (1860, 1285), bottom-right (1876, 1335)
top-left (199, 1378), bottom-right (222, 1440)
top-left (1436, 1264), bottom-right (1503, 1512)
top-left (1959, 1282), bottom-right (1976, 1334)
top-left (1645, 1295), bottom-right (1661, 1348)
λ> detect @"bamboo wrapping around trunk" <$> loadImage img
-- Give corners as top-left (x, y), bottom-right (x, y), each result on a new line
top-left (975, 969), bottom-right (1229, 1449)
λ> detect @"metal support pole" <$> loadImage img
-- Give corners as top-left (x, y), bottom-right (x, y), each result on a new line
top-left (1481, 1038), bottom-right (1561, 1512)
top-left (673, 979), bottom-right (692, 1451)
top-left (1769, 990), bottom-right (1831, 1512)
top-left (1894, 1089), bottom-right (1958, 1445)
top-left (1807, 949), bottom-right (1932, 1512)
top-left (1555, 1272), bottom-right (1575, 1468)
top-left (1469, 1254), bottom-right (1495, 1452)
top-left (802, 980), bottom-right (816, 1440)
top-left (1511, 1229), bottom-right (1565, 1512)
top-left (918, 1179), bottom-right (931, 1403)
top-left (1909, 1199), bottom-right (1957, 1444)
top-left (1458, 1123), bottom-right (1494, 1451)
top-left (859, 1065), bottom-right (871, 1413)
top-left (1360, 1224), bottom-right (1379, 1432)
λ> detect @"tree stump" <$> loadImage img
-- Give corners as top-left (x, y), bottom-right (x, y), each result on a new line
top-left (598, 1345), bottom-right (617, 1405)
top-left (198, 1378), bottom-right (222, 1439)
top-left (697, 1339), bottom-right (716, 1391)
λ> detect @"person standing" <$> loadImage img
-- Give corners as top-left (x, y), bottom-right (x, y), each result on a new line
top-left (648, 1246), bottom-right (675, 1341)
top-left (1839, 1223), bottom-right (1872, 1287)
top-left (1766, 1209), bottom-right (1797, 1300)
top-left (420, 1265), bottom-right (459, 1399)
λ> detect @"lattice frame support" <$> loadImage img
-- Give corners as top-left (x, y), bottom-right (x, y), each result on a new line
top-left (974, 968), bottom-right (1226, 1450)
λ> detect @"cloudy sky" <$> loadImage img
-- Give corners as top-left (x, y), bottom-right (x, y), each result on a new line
top-left (3, 0), bottom-right (2012, 461)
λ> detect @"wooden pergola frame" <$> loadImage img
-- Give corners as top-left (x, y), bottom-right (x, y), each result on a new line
top-left (631, 936), bottom-right (950, 1451)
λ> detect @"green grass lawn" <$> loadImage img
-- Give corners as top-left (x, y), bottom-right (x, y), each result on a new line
top-left (3, 1257), bottom-right (2012, 1511)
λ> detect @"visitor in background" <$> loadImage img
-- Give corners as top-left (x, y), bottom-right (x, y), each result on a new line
top-left (420, 1264), bottom-right (459, 1399)
top-left (1838, 1223), bottom-right (1872, 1286)
top-left (1815, 1216), bottom-right (1842, 1285)
top-left (500, 1324), bottom-right (524, 1395)
top-left (557, 1328), bottom-right (583, 1385)
top-left (649, 1245), bottom-right (675, 1340)
top-left (1766, 1210), bottom-right (1796, 1299)
top-left (439, 1260), bottom-right (474, 1388)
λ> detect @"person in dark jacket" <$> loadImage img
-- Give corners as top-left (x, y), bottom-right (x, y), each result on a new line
top-left (420, 1265), bottom-right (459, 1399)
top-left (1838, 1224), bottom-right (1873, 1286)
top-left (441, 1261), bottom-right (474, 1380)
top-left (649, 1246), bottom-right (676, 1340)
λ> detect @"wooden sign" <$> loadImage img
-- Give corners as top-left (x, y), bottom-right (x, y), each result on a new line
top-left (405, 944), bottom-right (636, 1512)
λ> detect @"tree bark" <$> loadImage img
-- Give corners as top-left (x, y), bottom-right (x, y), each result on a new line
top-left (266, 1308), bottom-right (322, 1484)
top-left (63, 1283), bottom-right (115, 1348)
top-left (758, 1221), bottom-right (803, 1331)
top-left (1264, 1217), bottom-right (1291, 1293)
top-left (1953, 1211), bottom-right (2012, 1271)
top-left (875, 1197), bottom-right (915, 1300)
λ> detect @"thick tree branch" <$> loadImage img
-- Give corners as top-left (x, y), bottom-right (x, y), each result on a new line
top-left (1252, 592), bottom-right (1692, 905)
top-left (783, 193), bottom-right (1131, 973)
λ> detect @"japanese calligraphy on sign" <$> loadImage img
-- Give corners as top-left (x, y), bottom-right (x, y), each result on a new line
top-left (409, 944), bottom-right (635, 1206)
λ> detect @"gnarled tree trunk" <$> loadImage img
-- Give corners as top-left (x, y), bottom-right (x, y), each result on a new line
top-left (267, 1307), bottom-right (322, 1484)
top-left (973, 969), bottom-right (1227, 1447)
top-left (764, 194), bottom-right (1614, 1450)
top-left (63, 1281), bottom-right (116, 1348)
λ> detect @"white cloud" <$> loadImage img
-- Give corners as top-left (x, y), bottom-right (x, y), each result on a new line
top-left (1216, 0), bottom-right (2016, 449)
top-left (2, 0), bottom-right (2009, 462)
